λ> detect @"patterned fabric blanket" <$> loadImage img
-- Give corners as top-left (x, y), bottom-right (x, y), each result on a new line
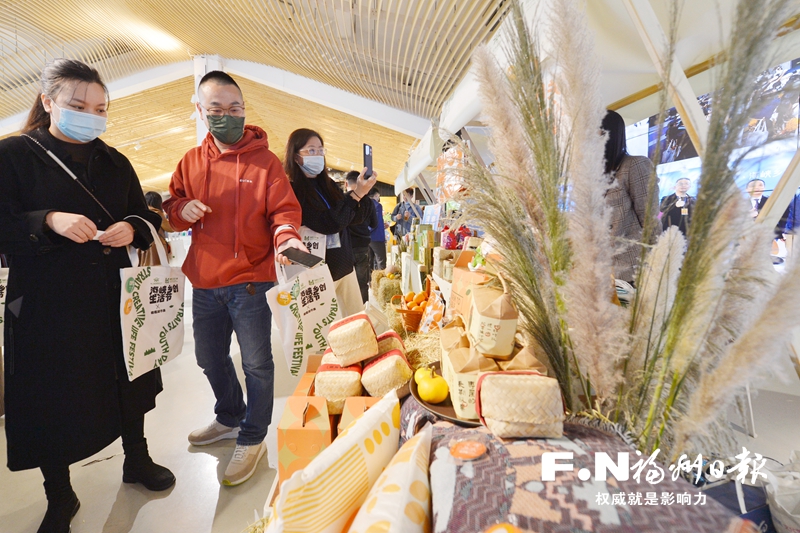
top-left (400, 396), bottom-right (756, 533)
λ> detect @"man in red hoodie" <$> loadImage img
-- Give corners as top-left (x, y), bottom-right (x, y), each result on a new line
top-left (163, 71), bottom-right (304, 486)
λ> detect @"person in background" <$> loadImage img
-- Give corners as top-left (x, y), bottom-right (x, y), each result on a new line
top-left (601, 109), bottom-right (661, 285)
top-left (391, 188), bottom-right (417, 237)
top-left (163, 71), bottom-right (304, 487)
top-left (284, 128), bottom-right (376, 317)
top-left (137, 191), bottom-right (175, 266)
top-left (747, 179), bottom-right (795, 242)
top-left (0, 58), bottom-right (172, 533)
top-left (746, 179), bottom-right (768, 218)
top-left (345, 171), bottom-right (375, 303)
top-left (659, 178), bottom-right (694, 236)
top-left (368, 189), bottom-right (387, 272)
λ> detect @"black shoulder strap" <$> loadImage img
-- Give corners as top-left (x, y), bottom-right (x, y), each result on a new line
top-left (21, 133), bottom-right (117, 223)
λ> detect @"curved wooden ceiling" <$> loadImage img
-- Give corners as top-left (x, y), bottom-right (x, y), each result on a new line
top-left (0, 0), bottom-right (510, 120)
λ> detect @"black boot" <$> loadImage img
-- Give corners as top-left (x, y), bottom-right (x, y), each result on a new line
top-left (121, 417), bottom-right (176, 491)
top-left (39, 466), bottom-right (80, 533)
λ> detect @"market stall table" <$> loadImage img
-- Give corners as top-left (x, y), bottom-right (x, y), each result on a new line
top-left (399, 396), bottom-right (756, 533)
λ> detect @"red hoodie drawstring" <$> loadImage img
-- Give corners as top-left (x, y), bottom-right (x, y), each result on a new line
top-left (201, 151), bottom-right (211, 230)
top-left (234, 154), bottom-right (241, 259)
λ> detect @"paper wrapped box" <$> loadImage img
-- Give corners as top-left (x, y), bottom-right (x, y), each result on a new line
top-left (448, 265), bottom-right (491, 319)
top-left (433, 247), bottom-right (457, 278)
top-left (498, 344), bottom-right (548, 374)
top-left (467, 285), bottom-right (519, 358)
top-left (440, 316), bottom-right (468, 352)
top-left (441, 344), bottom-right (500, 420)
top-left (277, 396), bottom-right (332, 486)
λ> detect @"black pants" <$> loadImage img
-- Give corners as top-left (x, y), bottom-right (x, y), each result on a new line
top-left (369, 241), bottom-right (387, 271)
top-left (352, 246), bottom-right (371, 303)
top-left (40, 416), bottom-right (145, 498)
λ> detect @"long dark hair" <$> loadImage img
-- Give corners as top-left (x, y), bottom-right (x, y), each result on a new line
top-left (601, 109), bottom-right (628, 174)
top-left (284, 128), bottom-right (343, 210)
top-left (23, 58), bottom-right (108, 134)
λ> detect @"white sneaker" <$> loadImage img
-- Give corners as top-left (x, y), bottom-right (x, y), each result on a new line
top-left (188, 419), bottom-right (240, 446)
top-left (222, 442), bottom-right (267, 486)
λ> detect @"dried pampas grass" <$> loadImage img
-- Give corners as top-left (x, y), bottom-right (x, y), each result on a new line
top-left (674, 254), bottom-right (800, 452)
top-left (461, 0), bottom-right (794, 460)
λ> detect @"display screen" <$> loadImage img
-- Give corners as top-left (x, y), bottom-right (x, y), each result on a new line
top-left (626, 57), bottom-right (800, 197)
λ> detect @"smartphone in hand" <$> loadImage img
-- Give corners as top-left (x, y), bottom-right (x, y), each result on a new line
top-left (282, 247), bottom-right (324, 268)
top-left (363, 143), bottom-right (373, 178)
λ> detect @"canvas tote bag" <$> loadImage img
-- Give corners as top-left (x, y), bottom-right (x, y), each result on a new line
top-left (120, 217), bottom-right (186, 381)
top-left (267, 263), bottom-right (341, 377)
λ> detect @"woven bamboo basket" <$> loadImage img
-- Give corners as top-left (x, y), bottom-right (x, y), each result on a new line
top-left (390, 279), bottom-right (431, 333)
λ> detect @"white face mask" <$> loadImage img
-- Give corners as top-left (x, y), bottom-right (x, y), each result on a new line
top-left (300, 155), bottom-right (325, 176)
top-left (52, 102), bottom-right (107, 142)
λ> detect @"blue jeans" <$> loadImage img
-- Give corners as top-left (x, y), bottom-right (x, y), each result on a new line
top-left (192, 281), bottom-right (274, 446)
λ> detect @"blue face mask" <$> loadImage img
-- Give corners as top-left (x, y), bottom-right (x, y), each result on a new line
top-left (53, 102), bottom-right (107, 143)
top-left (300, 155), bottom-right (325, 177)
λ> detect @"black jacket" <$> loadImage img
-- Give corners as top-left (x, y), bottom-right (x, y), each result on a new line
top-left (659, 193), bottom-right (694, 236)
top-left (291, 182), bottom-right (372, 281)
top-left (0, 129), bottom-right (162, 471)
top-left (348, 198), bottom-right (375, 248)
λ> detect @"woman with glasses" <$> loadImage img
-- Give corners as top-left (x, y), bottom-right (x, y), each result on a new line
top-left (0, 59), bottom-right (172, 533)
top-left (284, 128), bottom-right (377, 317)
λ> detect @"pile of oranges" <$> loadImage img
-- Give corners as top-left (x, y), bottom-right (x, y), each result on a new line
top-left (404, 291), bottom-right (427, 312)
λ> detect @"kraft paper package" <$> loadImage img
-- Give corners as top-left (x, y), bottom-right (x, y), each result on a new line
top-left (467, 283), bottom-right (519, 359)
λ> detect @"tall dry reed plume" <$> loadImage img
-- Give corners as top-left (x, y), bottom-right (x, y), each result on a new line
top-left (549, 0), bottom-right (628, 409)
top-left (464, 0), bottom-right (576, 408)
top-left (623, 227), bottom-right (685, 405)
top-left (627, 0), bottom-right (792, 454)
top-left (674, 255), bottom-right (800, 454)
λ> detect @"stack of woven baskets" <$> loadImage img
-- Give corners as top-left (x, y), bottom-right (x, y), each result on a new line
top-left (314, 313), bottom-right (414, 413)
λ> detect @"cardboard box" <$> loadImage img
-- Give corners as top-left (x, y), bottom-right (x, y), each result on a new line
top-left (449, 265), bottom-right (491, 319)
top-left (290, 354), bottom-right (323, 396)
top-left (306, 354), bottom-right (323, 372)
top-left (433, 247), bottom-right (457, 278)
top-left (293, 373), bottom-right (316, 396)
top-left (277, 396), bottom-right (332, 486)
top-left (337, 396), bottom-right (381, 433)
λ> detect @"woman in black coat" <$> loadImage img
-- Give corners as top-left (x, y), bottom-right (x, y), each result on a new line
top-left (283, 128), bottom-right (377, 317)
top-left (0, 59), bottom-right (174, 533)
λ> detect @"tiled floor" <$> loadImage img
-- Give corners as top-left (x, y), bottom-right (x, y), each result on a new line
top-left (2, 301), bottom-right (799, 532)
top-left (1, 299), bottom-right (303, 533)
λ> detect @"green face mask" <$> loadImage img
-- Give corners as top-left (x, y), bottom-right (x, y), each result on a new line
top-left (207, 114), bottom-right (245, 145)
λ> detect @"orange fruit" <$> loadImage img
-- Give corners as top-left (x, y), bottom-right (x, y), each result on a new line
top-left (419, 301), bottom-right (427, 309)
top-left (411, 305), bottom-right (424, 312)
top-left (413, 293), bottom-right (426, 305)
top-left (405, 291), bottom-right (415, 303)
